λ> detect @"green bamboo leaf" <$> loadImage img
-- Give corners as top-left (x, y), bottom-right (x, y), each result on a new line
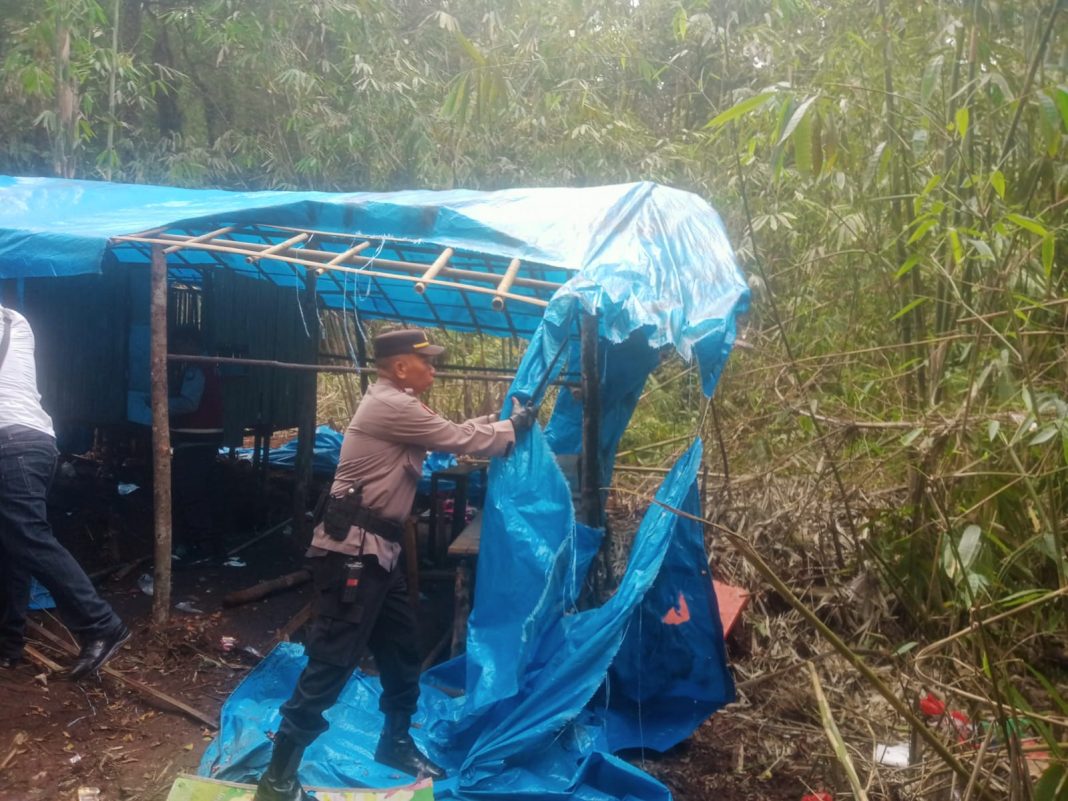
top-left (968, 238), bottom-right (995, 261)
top-left (958, 525), bottom-right (982, 570)
top-left (949, 228), bottom-right (964, 266)
top-left (920, 55), bottom-right (943, 105)
top-left (1052, 86), bottom-right (1068, 131)
top-left (793, 111), bottom-right (813, 175)
top-left (907, 218), bottom-right (937, 244)
top-left (890, 296), bottom-right (928, 322)
top-left (455, 33), bottom-right (487, 66)
top-left (1030, 424), bottom-right (1059, 447)
top-left (778, 95), bottom-right (818, 146)
top-left (705, 91), bottom-right (776, 129)
top-left (955, 106), bottom-right (969, 138)
top-left (1042, 235), bottom-right (1055, 278)
top-left (1007, 213), bottom-right (1048, 237)
top-left (987, 419), bottom-right (1000, 442)
top-left (990, 170), bottom-right (1006, 200)
top-left (895, 254), bottom-right (920, 278)
top-left (1037, 93), bottom-right (1061, 157)
top-left (1034, 764), bottom-right (1068, 801)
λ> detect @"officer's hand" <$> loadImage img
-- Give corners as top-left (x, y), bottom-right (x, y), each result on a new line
top-left (509, 398), bottom-right (538, 434)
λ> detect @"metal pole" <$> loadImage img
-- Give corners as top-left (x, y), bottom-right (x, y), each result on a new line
top-left (149, 245), bottom-right (173, 625)
top-left (292, 272), bottom-right (319, 540)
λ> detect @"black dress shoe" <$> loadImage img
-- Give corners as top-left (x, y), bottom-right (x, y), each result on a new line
top-left (69, 625), bottom-right (131, 680)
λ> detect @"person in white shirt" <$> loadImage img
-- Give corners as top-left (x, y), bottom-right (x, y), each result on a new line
top-left (0, 305), bottom-right (129, 677)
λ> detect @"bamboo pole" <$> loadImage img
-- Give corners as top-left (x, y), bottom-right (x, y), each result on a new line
top-left (149, 245), bottom-right (173, 626)
top-left (491, 258), bottom-right (522, 311)
top-left (326, 241), bottom-right (372, 267)
top-left (415, 247), bottom-right (454, 293)
top-left (246, 232), bottom-right (308, 263)
top-left (166, 353), bottom-right (579, 386)
top-left (163, 226), bottom-right (234, 254)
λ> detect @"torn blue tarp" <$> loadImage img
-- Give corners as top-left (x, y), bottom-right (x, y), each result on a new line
top-left (201, 438), bottom-right (731, 800)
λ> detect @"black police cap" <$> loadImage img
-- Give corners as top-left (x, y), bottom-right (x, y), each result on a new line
top-left (373, 328), bottom-right (446, 360)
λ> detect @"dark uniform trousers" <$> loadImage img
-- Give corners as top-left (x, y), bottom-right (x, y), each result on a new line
top-left (278, 551), bottom-right (420, 746)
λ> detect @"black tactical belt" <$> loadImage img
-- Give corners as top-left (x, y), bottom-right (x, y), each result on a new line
top-left (349, 506), bottom-right (405, 543)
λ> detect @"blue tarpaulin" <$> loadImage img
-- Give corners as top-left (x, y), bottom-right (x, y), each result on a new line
top-left (0, 174), bottom-right (749, 799)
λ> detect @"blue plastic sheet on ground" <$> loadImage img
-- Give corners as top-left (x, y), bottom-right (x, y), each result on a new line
top-left (29, 578), bottom-right (55, 611)
top-left (201, 435), bottom-right (733, 800)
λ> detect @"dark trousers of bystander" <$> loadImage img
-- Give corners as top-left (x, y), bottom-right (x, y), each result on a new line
top-left (0, 425), bottom-right (123, 661)
top-left (171, 434), bottom-right (223, 557)
top-left (278, 551), bottom-right (421, 746)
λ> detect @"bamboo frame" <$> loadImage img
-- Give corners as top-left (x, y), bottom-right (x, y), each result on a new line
top-left (114, 234), bottom-right (552, 309)
top-left (127, 230), bottom-right (563, 291)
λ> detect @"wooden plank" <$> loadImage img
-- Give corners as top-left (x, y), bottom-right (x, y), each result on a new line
top-left (447, 511), bottom-right (482, 558)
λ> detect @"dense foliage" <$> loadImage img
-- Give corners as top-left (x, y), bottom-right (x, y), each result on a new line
top-left (2, 1), bottom-right (1066, 796)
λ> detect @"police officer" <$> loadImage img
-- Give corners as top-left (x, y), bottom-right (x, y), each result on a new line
top-left (255, 328), bottom-right (536, 801)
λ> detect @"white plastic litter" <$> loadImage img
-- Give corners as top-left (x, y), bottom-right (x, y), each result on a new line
top-left (117, 483), bottom-right (139, 496)
top-left (137, 573), bottom-right (154, 596)
top-left (874, 742), bottom-right (911, 767)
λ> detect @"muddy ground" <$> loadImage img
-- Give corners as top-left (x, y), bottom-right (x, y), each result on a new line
top-left (0, 459), bottom-right (823, 801)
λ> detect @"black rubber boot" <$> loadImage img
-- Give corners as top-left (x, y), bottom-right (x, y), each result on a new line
top-left (374, 714), bottom-right (444, 779)
top-left (254, 734), bottom-right (314, 801)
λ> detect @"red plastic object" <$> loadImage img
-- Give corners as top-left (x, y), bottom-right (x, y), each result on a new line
top-left (919, 692), bottom-right (946, 717)
top-left (800, 792), bottom-right (833, 801)
top-left (713, 579), bottom-right (749, 636)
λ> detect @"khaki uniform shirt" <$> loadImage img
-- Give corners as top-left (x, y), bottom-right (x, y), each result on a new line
top-left (309, 376), bottom-right (515, 570)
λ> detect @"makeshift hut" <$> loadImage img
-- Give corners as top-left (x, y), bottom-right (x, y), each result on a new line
top-left (0, 174), bottom-right (750, 801)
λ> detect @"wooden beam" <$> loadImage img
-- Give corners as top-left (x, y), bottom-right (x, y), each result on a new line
top-left (149, 245), bottom-right (173, 626)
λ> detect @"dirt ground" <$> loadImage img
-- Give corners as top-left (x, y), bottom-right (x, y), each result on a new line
top-left (0, 459), bottom-right (821, 801)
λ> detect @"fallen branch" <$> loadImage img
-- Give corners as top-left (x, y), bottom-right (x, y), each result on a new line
top-left (271, 600), bottom-right (314, 647)
top-left (26, 620), bottom-right (217, 730)
top-left (224, 569), bottom-right (311, 607)
top-left (808, 662), bottom-right (870, 801)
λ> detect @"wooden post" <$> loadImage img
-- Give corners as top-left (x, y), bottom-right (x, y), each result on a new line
top-left (580, 311), bottom-right (613, 604)
top-left (149, 245), bottom-right (173, 625)
top-left (579, 311), bottom-right (603, 529)
top-left (292, 271), bottom-right (319, 541)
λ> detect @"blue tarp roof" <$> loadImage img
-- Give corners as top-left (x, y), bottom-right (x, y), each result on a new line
top-left (0, 176), bottom-right (747, 380)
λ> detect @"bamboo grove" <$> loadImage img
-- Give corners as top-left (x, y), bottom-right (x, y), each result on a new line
top-left (1, 0), bottom-right (1067, 797)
